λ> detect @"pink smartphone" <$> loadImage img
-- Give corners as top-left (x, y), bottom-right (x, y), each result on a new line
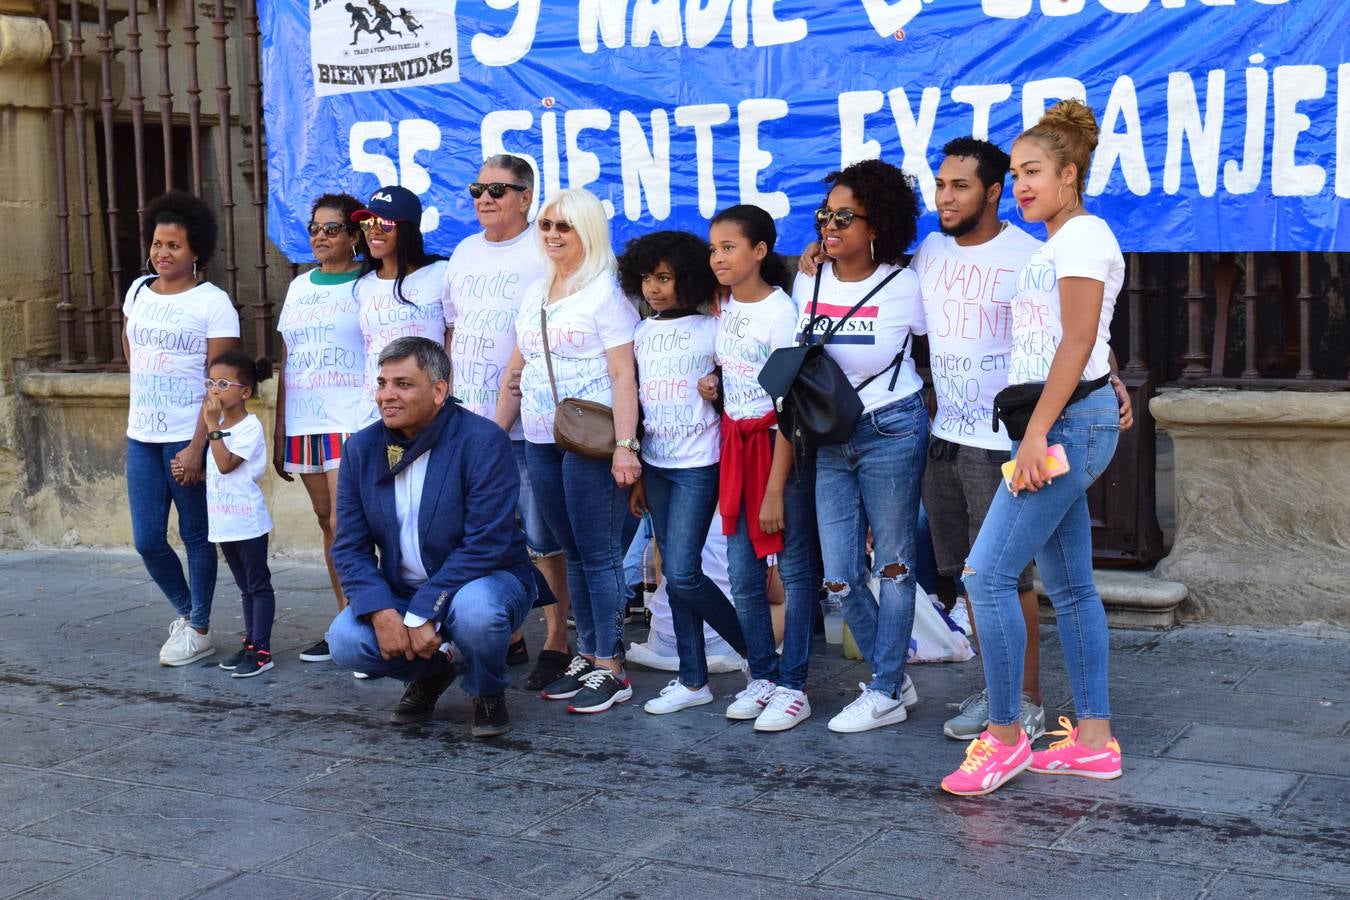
top-left (1002, 444), bottom-right (1070, 492)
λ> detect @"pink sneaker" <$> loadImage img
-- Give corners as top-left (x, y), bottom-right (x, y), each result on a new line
top-left (940, 729), bottom-right (1031, 796)
top-left (1028, 716), bottom-right (1123, 780)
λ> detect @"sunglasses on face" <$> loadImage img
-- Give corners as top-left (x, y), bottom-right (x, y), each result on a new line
top-left (468, 181), bottom-right (527, 199)
top-left (204, 377), bottom-right (246, 390)
top-left (358, 217), bottom-right (397, 234)
top-left (815, 207), bottom-right (868, 230)
top-left (306, 221), bottom-right (350, 237)
top-left (537, 218), bottom-right (574, 234)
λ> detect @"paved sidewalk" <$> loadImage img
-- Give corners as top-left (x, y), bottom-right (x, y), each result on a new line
top-left (0, 550), bottom-right (1347, 899)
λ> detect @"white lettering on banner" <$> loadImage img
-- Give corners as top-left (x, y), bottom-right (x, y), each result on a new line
top-left (1165, 70), bottom-right (1225, 196)
top-left (348, 119), bottom-right (442, 231)
top-left (470, 0), bottom-right (540, 67)
top-left (1272, 64), bottom-right (1327, 196)
top-left (579, 0), bottom-right (805, 53)
top-left (1339, 64), bottom-right (1350, 199)
top-left (951, 83), bottom-right (1014, 141)
top-left (1087, 76), bottom-right (1150, 197)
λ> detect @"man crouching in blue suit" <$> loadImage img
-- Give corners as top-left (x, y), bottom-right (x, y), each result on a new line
top-left (328, 336), bottom-right (537, 738)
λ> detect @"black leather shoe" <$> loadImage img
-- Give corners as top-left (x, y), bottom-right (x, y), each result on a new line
top-left (524, 648), bottom-right (572, 692)
top-left (507, 636), bottom-right (529, 666)
top-left (471, 692), bottom-right (511, 738)
top-left (389, 654), bottom-right (456, 724)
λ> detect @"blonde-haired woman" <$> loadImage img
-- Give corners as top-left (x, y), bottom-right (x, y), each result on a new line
top-left (496, 188), bottom-right (641, 714)
top-left (942, 99), bottom-right (1123, 796)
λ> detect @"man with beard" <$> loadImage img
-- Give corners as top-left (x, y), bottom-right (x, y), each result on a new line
top-left (911, 137), bottom-right (1131, 743)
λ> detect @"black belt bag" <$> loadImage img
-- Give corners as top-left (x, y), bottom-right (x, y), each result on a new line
top-left (992, 374), bottom-right (1110, 441)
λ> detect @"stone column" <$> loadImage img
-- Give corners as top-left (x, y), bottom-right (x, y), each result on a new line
top-left (1151, 389), bottom-right (1350, 626)
top-left (0, 2), bottom-right (56, 544)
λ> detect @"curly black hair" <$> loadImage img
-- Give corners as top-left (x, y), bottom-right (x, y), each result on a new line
top-left (941, 137), bottom-right (1010, 192)
top-left (207, 347), bottom-right (273, 390)
top-left (310, 192), bottom-right (367, 257)
top-left (143, 190), bottom-right (218, 268)
top-left (617, 230), bottom-right (718, 312)
top-left (819, 159), bottom-right (919, 266)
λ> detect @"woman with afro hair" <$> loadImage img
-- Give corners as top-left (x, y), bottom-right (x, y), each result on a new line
top-left (788, 158), bottom-right (930, 735)
top-left (121, 190), bottom-right (241, 667)
top-left (617, 231), bottom-right (748, 715)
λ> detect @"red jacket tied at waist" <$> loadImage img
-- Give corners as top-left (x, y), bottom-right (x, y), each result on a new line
top-left (719, 410), bottom-right (782, 558)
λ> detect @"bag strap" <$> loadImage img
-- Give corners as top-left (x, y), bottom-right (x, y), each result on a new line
top-left (538, 301), bottom-right (561, 407)
top-left (856, 332), bottom-right (911, 394)
top-left (818, 267), bottom-right (903, 347)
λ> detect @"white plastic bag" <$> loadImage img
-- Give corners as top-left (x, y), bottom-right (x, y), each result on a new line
top-left (867, 577), bottom-right (975, 664)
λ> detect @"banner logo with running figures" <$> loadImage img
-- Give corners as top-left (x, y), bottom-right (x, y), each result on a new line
top-left (309, 0), bottom-right (458, 97)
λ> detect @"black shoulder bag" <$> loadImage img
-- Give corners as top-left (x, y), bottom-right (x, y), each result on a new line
top-left (992, 373), bottom-right (1111, 441)
top-left (758, 267), bottom-right (907, 447)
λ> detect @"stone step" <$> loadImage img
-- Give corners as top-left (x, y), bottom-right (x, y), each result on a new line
top-left (1036, 568), bottom-right (1188, 629)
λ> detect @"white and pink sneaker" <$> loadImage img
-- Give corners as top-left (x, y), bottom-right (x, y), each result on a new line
top-left (753, 687), bottom-right (811, 732)
top-left (940, 729), bottom-right (1032, 796)
top-left (1029, 717), bottom-right (1123, 780)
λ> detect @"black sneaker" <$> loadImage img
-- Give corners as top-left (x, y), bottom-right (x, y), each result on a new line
top-left (506, 636), bottom-right (529, 666)
top-left (567, 668), bottom-right (634, 714)
top-left (539, 655), bottom-right (596, 700)
top-left (298, 639), bottom-right (331, 662)
top-left (231, 648), bottom-right (273, 678)
top-left (218, 640), bottom-right (251, 671)
top-left (390, 654), bottom-right (457, 724)
top-left (471, 692), bottom-right (511, 738)
top-left (525, 649), bottom-right (573, 692)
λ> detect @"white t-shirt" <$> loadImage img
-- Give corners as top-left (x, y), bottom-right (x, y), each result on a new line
top-left (714, 289), bottom-right (798, 421)
top-left (206, 413), bottom-right (273, 543)
top-left (356, 261), bottom-right (449, 427)
top-left (276, 269), bottom-right (365, 435)
top-left (634, 314), bottom-right (721, 468)
top-left (515, 273), bottom-right (640, 444)
top-left (443, 227), bottom-right (546, 440)
top-left (790, 262), bottom-right (926, 414)
top-left (910, 224), bottom-right (1043, 450)
top-left (123, 276), bottom-right (240, 443)
top-left (1009, 215), bottom-right (1123, 386)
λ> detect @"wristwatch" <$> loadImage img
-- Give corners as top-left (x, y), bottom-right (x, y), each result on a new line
top-left (208, 430), bottom-right (230, 441)
top-left (615, 438), bottom-right (641, 453)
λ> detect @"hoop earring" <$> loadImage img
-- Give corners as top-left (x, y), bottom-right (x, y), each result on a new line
top-left (192, 259), bottom-right (198, 279)
top-left (869, 237), bottom-right (875, 259)
top-left (144, 256), bottom-right (152, 273)
top-left (351, 244), bottom-right (358, 260)
top-left (1015, 203), bottom-right (1026, 221)
top-left (1058, 184), bottom-right (1081, 213)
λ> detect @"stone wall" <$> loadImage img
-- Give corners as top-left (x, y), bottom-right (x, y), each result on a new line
top-left (1152, 389), bottom-right (1350, 626)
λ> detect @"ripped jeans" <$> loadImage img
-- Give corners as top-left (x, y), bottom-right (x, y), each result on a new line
top-left (814, 393), bottom-right (928, 698)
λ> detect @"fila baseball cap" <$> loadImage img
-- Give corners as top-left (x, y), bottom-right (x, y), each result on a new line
top-left (351, 185), bottom-right (422, 224)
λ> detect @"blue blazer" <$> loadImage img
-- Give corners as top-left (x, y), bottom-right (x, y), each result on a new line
top-left (332, 404), bottom-right (535, 624)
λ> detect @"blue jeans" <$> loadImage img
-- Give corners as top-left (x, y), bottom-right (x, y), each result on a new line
top-left (642, 462), bottom-right (747, 688)
top-left (126, 438), bottom-right (217, 630)
top-left (511, 440), bottom-right (562, 557)
top-left (525, 441), bottom-right (629, 660)
top-left (815, 394), bottom-right (928, 698)
top-left (965, 385), bottom-right (1120, 725)
top-left (326, 570), bottom-right (535, 696)
top-left (725, 449), bottom-right (820, 691)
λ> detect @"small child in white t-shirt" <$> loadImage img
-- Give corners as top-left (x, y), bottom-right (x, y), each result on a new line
top-left (202, 349), bottom-right (277, 678)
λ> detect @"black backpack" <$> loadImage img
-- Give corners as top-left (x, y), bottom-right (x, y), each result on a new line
top-left (758, 267), bottom-right (907, 447)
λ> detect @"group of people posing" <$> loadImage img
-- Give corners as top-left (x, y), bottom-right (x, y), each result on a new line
top-left (122, 99), bottom-right (1130, 796)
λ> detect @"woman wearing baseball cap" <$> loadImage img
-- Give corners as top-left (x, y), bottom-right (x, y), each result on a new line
top-left (352, 185), bottom-right (449, 428)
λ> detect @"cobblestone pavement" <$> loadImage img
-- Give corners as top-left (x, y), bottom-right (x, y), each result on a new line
top-left (0, 550), bottom-right (1347, 899)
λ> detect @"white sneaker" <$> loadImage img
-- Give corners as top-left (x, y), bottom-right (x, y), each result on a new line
top-left (644, 680), bottom-right (714, 715)
top-left (900, 674), bottom-right (919, 709)
top-left (158, 617), bottom-right (188, 662)
top-left (726, 678), bottom-right (778, 720)
top-left (352, 671), bottom-right (371, 680)
top-left (160, 626), bottom-right (214, 667)
top-left (828, 683), bottom-right (909, 733)
top-left (623, 640), bottom-right (680, 672)
top-left (753, 687), bottom-right (812, 732)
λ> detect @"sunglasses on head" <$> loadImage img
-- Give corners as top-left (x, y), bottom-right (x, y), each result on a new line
top-left (537, 218), bottom-right (574, 234)
top-left (358, 216), bottom-right (398, 234)
top-left (815, 207), bottom-right (868, 230)
top-left (306, 221), bottom-right (350, 237)
top-left (469, 181), bottom-right (527, 199)
top-left (204, 377), bottom-right (246, 390)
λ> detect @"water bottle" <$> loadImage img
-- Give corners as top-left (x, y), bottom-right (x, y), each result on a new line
top-left (640, 513), bottom-right (659, 597)
top-left (820, 595), bottom-right (845, 644)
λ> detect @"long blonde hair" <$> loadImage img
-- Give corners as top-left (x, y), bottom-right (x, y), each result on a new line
top-left (538, 188), bottom-right (616, 296)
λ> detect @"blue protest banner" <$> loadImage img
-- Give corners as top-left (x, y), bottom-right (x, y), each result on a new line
top-left (259, 0), bottom-right (1348, 260)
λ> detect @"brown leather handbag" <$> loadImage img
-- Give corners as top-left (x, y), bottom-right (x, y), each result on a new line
top-left (540, 302), bottom-right (616, 459)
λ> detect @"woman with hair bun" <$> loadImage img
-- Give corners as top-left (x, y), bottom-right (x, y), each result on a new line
top-left (942, 99), bottom-right (1124, 796)
top-left (122, 190), bottom-right (241, 667)
top-left (274, 192), bottom-right (367, 663)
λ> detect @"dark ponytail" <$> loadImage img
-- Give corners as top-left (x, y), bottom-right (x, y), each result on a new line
top-left (710, 204), bottom-right (791, 291)
top-left (209, 348), bottom-right (273, 390)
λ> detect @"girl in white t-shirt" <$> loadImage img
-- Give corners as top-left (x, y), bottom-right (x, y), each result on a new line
top-left (274, 192), bottom-right (366, 663)
top-left (792, 159), bottom-right (929, 736)
top-left (352, 185), bottom-right (450, 429)
top-left (617, 230), bottom-right (748, 715)
top-left (203, 349), bottom-right (276, 679)
top-left (698, 204), bottom-right (820, 733)
top-left (943, 100), bottom-right (1123, 797)
top-left (124, 191), bottom-right (241, 669)
top-left (495, 188), bottom-right (642, 715)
